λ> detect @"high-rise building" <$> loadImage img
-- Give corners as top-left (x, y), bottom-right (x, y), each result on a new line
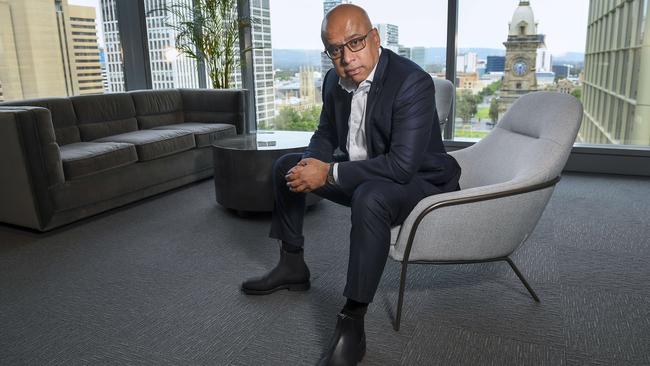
top-left (101, 0), bottom-right (124, 92)
top-left (68, 5), bottom-right (104, 95)
top-left (0, 0), bottom-right (68, 100)
top-left (248, 0), bottom-right (275, 126)
top-left (410, 47), bottom-right (427, 69)
top-left (0, 0), bottom-right (104, 101)
top-left (486, 56), bottom-right (505, 73)
top-left (498, 0), bottom-right (545, 115)
top-left (376, 23), bottom-right (399, 52)
top-left (321, 0), bottom-right (351, 76)
top-left (101, 0), bottom-right (198, 92)
top-left (457, 52), bottom-right (477, 73)
top-left (144, 0), bottom-right (199, 90)
top-left (581, 0), bottom-right (650, 145)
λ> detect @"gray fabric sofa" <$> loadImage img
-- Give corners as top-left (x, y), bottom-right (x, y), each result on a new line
top-left (0, 88), bottom-right (246, 231)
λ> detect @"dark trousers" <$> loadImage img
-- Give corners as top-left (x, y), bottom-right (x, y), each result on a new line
top-left (269, 153), bottom-right (441, 303)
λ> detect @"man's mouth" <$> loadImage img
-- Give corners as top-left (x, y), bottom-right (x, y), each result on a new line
top-left (345, 67), bottom-right (362, 77)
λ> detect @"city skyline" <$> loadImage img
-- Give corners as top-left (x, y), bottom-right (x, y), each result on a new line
top-left (70, 0), bottom-right (591, 56)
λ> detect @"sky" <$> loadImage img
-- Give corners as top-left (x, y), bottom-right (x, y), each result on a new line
top-left (269, 0), bottom-right (590, 55)
top-left (68, 0), bottom-right (590, 56)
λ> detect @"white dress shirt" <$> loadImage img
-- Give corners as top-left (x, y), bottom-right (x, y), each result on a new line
top-left (332, 48), bottom-right (382, 183)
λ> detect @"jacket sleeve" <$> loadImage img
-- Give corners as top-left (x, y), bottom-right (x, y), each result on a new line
top-left (336, 71), bottom-right (435, 193)
top-left (302, 69), bottom-right (338, 162)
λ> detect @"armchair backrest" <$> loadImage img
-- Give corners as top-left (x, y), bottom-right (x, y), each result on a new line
top-left (433, 78), bottom-right (454, 124)
top-left (450, 91), bottom-right (583, 190)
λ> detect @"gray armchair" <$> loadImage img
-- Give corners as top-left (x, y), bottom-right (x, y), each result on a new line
top-left (388, 91), bottom-right (583, 330)
top-left (433, 78), bottom-right (454, 128)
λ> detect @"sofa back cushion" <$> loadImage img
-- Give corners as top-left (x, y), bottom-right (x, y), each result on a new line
top-left (180, 89), bottom-right (245, 134)
top-left (0, 98), bottom-right (80, 145)
top-left (130, 89), bottom-right (185, 129)
top-left (71, 93), bottom-right (138, 141)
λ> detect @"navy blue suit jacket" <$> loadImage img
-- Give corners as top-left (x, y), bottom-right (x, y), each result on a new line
top-left (304, 48), bottom-right (461, 195)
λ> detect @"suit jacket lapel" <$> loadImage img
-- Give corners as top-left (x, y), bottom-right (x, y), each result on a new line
top-left (364, 49), bottom-right (389, 158)
top-left (335, 86), bottom-right (352, 153)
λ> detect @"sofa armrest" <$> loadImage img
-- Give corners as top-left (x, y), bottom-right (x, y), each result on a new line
top-left (0, 107), bottom-right (63, 230)
top-left (179, 88), bottom-right (246, 134)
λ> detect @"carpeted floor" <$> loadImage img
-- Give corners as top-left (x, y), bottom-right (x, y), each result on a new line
top-left (1, 172), bottom-right (649, 365)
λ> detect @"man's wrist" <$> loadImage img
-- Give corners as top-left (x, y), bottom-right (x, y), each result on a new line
top-left (326, 163), bottom-right (336, 185)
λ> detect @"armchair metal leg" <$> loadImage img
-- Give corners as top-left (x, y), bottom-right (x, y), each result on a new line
top-left (504, 257), bottom-right (540, 302)
top-left (395, 261), bottom-right (409, 332)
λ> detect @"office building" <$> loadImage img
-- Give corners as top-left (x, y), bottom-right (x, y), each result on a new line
top-left (410, 46), bottom-right (427, 69)
top-left (248, 0), bottom-right (275, 125)
top-left (499, 0), bottom-right (545, 115)
top-left (486, 55), bottom-right (505, 73)
top-left (0, 0), bottom-right (104, 100)
top-left (457, 52), bottom-right (477, 73)
top-left (581, 0), bottom-right (650, 145)
top-left (321, 0), bottom-right (350, 76)
top-left (552, 64), bottom-right (572, 79)
top-left (68, 5), bottom-right (104, 95)
top-left (101, 0), bottom-right (199, 92)
top-left (376, 23), bottom-right (399, 52)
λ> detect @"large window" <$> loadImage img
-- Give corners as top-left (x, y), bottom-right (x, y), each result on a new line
top-left (266, 0), bottom-right (447, 131)
top-left (453, 0), bottom-right (649, 149)
top-left (0, 0), bottom-right (122, 102)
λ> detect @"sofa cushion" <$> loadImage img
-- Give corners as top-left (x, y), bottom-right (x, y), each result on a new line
top-left (152, 123), bottom-right (236, 147)
top-left (180, 89), bottom-right (244, 134)
top-left (0, 98), bottom-right (80, 145)
top-left (95, 129), bottom-right (195, 161)
top-left (60, 142), bottom-right (138, 180)
top-left (130, 89), bottom-right (185, 129)
top-left (71, 93), bottom-right (138, 141)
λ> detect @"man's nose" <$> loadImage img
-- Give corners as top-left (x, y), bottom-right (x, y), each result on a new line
top-left (341, 47), bottom-right (354, 65)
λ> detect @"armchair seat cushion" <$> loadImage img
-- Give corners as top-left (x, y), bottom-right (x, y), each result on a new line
top-left (60, 142), bottom-right (138, 180)
top-left (152, 123), bottom-right (236, 147)
top-left (95, 129), bottom-right (195, 161)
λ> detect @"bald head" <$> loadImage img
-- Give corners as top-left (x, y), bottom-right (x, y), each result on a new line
top-left (320, 4), bottom-right (381, 85)
top-left (321, 4), bottom-right (373, 44)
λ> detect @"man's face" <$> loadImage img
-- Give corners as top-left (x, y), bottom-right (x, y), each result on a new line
top-left (324, 17), bottom-right (380, 85)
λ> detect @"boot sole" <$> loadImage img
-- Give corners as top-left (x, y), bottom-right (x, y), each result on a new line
top-left (241, 281), bottom-right (310, 295)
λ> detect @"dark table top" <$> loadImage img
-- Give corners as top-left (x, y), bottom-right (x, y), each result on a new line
top-left (212, 130), bottom-right (315, 151)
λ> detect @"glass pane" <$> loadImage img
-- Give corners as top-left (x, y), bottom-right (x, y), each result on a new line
top-left (143, 0), bottom-right (199, 90)
top-left (0, 0), bottom-right (123, 101)
top-left (581, 0), bottom-right (649, 146)
top-left (454, 0), bottom-right (589, 142)
top-left (266, 0), bottom-right (447, 131)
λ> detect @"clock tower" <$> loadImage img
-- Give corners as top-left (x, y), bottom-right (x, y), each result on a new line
top-left (499, 1), bottom-right (545, 115)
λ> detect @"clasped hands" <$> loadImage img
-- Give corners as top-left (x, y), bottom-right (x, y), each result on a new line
top-left (285, 158), bottom-right (330, 193)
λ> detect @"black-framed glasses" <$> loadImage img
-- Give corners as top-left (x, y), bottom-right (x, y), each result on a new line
top-left (325, 28), bottom-right (375, 60)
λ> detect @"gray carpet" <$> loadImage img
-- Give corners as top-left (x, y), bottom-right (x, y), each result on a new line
top-left (1, 172), bottom-right (649, 365)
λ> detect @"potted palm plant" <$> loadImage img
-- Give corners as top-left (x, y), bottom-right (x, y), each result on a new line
top-left (165, 0), bottom-right (243, 89)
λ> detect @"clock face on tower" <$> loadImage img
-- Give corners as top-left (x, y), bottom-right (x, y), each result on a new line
top-left (512, 60), bottom-right (528, 76)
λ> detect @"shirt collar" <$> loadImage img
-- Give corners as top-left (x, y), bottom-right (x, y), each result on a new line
top-left (338, 47), bottom-right (382, 93)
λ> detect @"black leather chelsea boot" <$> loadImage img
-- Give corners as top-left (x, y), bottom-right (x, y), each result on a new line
top-left (241, 246), bottom-right (310, 295)
top-left (317, 313), bottom-right (366, 366)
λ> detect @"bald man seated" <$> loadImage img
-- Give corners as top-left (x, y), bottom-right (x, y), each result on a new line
top-left (242, 4), bottom-right (461, 365)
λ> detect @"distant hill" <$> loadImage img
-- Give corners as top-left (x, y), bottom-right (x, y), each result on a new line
top-left (552, 52), bottom-right (585, 65)
top-left (271, 48), bottom-right (584, 69)
top-left (272, 49), bottom-right (322, 69)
